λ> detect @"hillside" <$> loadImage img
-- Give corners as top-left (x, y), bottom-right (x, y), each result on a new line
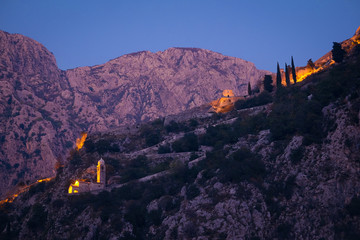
top-left (0, 39), bottom-right (359, 239)
top-left (0, 30), bottom-right (270, 197)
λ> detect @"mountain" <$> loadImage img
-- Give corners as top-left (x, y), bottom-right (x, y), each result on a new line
top-left (0, 38), bottom-right (359, 239)
top-left (0, 30), bottom-right (270, 197)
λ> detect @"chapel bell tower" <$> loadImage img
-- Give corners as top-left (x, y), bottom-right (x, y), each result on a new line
top-left (97, 158), bottom-right (106, 185)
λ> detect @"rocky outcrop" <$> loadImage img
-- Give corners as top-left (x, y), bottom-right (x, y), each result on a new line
top-left (0, 31), bottom-right (270, 197)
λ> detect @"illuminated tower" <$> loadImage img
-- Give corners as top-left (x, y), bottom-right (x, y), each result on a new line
top-left (97, 158), bottom-right (106, 185)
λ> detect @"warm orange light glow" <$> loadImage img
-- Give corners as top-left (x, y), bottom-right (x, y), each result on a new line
top-left (37, 177), bottom-right (52, 183)
top-left (210, 90), bottom-right (243, 113)
top-left (74, 190), bottom-right (78, 193)
top-left (68, 185), bottom-right (73, 194)
top-left (74, 180), bottom-right (79, 187)
top-left (76, 132), bottom-right (87, 150)
top-left (296, 60), bottom-right (335, 83)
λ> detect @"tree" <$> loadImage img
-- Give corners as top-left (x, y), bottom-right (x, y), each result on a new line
top-left (332, 42), bottom-right (346, 63)
top-left (285, 63), bottom-right (290, 86)
top-left (247, 82), bottom-right (252, 96)
top-left (263, 75), bottom-right (273, 92)
top-left (307, 59), bottom-right (315, 71)
top-left (276, 62), bottom-right (282, 88)
top-left (291, 56), bottom-right (297, 83)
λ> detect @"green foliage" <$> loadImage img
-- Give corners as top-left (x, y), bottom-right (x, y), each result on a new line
top-left (277, 223), bottom-right (293, 239)
top-left (307, 59), bottom-right (315, 70)
top-left (290, 146), bottom-right (305, 164)
top-left (220, 148), bottom-right (266, 183)
top-left (346, 196), bottom-right (360, 216)
top-left (332, 42), bottom-right (346, 63)
top-left (157, 144), bottom-right (171, 154)
top-left (146, 210), bottom-right (162, 226)
top-left (276, 62), bottom-right (282, 88)
top-left (28, 181), bottom-right (46, 197)
top-left (165, 120), bottom-right (182, 133)
top-left (172, 133), bottom-right (198, 152)
top-left (96, 139), bottom-right (120, 154)
top-left (291, 56), bottom-right (297, 83)
top-left (233, 113), bottom-right (269, 136)
top-left (235, 91), bottom-right (273, 110)
top-left (269, 88), bottom-right (323, 143)
top-left (186, 184), bottom-right (200, 200)
top-left (69, 150), bottom-right (82, 166)
top-left (247, 82), bottom-right (252, 96)
top-left (27, 204), bottom-right (47, 232)
top-left (84, 139), bottom-right (96, 153)
top-left (200, 124), bottom-right (237, 149)
top-left (285, 63), bottom-right (290, 86)
top-left (52, 199), bottom-right (64, 209)
top-left (263, 75), bottom-right (274, 92)
top-left (0, 210), bottom-right (9, 234)
top-left (120, 155), bottom-right (149, 182)
top-left (140, 123), bottom-right (163, 147)
top-left (65, 141), bottom-right (73, 148)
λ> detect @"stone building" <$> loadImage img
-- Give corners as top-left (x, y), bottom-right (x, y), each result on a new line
top-left (68, 158), bottom-right (106, 194)
top-left (210, 90), bottom-right (243, 113)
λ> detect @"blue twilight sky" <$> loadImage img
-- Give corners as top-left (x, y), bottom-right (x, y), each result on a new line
top-left (0, 0), bottom-right (359, 72)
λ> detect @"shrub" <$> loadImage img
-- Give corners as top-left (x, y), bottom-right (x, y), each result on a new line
top-left (69, 150), bottom-right (82, 166)
top-left (221, 148), bottom-right (266, 183)
top-left (140, 123), bottom-right (164, 147)
top-left (200, 124), bottom-right (237, 149)
top-left (172, 133), bottom-right (198, 152)
top-left (290, 146), bottom-right (305, 164)
top-left (186, 184), bottom-right (200, 200)
top-left (235, 91), bottom-right (273, 110)
top-left (233, 113), bottom-right (268, 136)
top-left (52, 199), bottom-right (64, 209)
top-left (346, 196), bottom-right (360, 216)
top-left (158, 144), bottom-right (171, 154)
top-left (147, 210), bottom-right (162, 226)
top-left (27, 204), bottom-right (47, 231)
top-left (28, 181), bottom-right (46, 196)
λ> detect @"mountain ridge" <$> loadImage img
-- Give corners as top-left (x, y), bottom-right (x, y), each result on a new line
top-left (0, 30), bottom-right (269, 197)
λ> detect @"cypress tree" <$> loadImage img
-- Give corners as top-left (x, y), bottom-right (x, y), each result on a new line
top-left (291, 56), bottom-right (297, 83)
top-left (276, 62), bottom-right (282, 88)
top-left (285, 63), bottom-right (290, 86)
top-left (263, 75), bottom-right (273, 92)
top-left (247, 82), bottom-right (252, 96)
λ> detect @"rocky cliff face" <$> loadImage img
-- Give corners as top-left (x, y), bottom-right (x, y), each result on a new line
top-left (66, 47), bottom-right (269, 130)
top-left (0, 31), bottom-right (78, 197)
top-left (0, 31), bottom-right (269, 197)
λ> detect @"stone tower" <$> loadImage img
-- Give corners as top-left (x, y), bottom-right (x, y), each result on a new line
top-left (97, 158), bottom-right (106, 185)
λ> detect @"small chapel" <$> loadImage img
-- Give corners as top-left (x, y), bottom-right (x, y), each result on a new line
top-left (210, 90), bottom-right (243, 113)
top-left (68, 158), bottom-right (106, 194)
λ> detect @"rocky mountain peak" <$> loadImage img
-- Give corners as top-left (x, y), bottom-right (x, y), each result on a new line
top-left (0, 30), bottom-right (269, 198)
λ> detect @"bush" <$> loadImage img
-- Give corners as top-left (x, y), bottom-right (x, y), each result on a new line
top-left (69, 150), bottom-right (82, 166)
top-left (158, 144), bottom-right (171, 154)
top-left (172, 133), bottom-right (198, 152)
top-left (28, 181), bottom-right (46, 196)
top-left (27, 204), bottom-right (47, 231)
top-left (200, 124), bottom-right (237, 149)
top-left (346, 196), bottom-right (360, 216)
top-left (290, 146), bottom-right (305, 164)
top-left (233, 113), bottom-right (268, 137)
top-left (235, 91), bottom-right (273, 110)
top-left (186, 184), bottom-right (200, 200)
top-left (140, 123), bottom-right (164, 147)
top-left (221, 148), bottom-right (266, 183)
top-left (147, 210), bottom-right (162, 226)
